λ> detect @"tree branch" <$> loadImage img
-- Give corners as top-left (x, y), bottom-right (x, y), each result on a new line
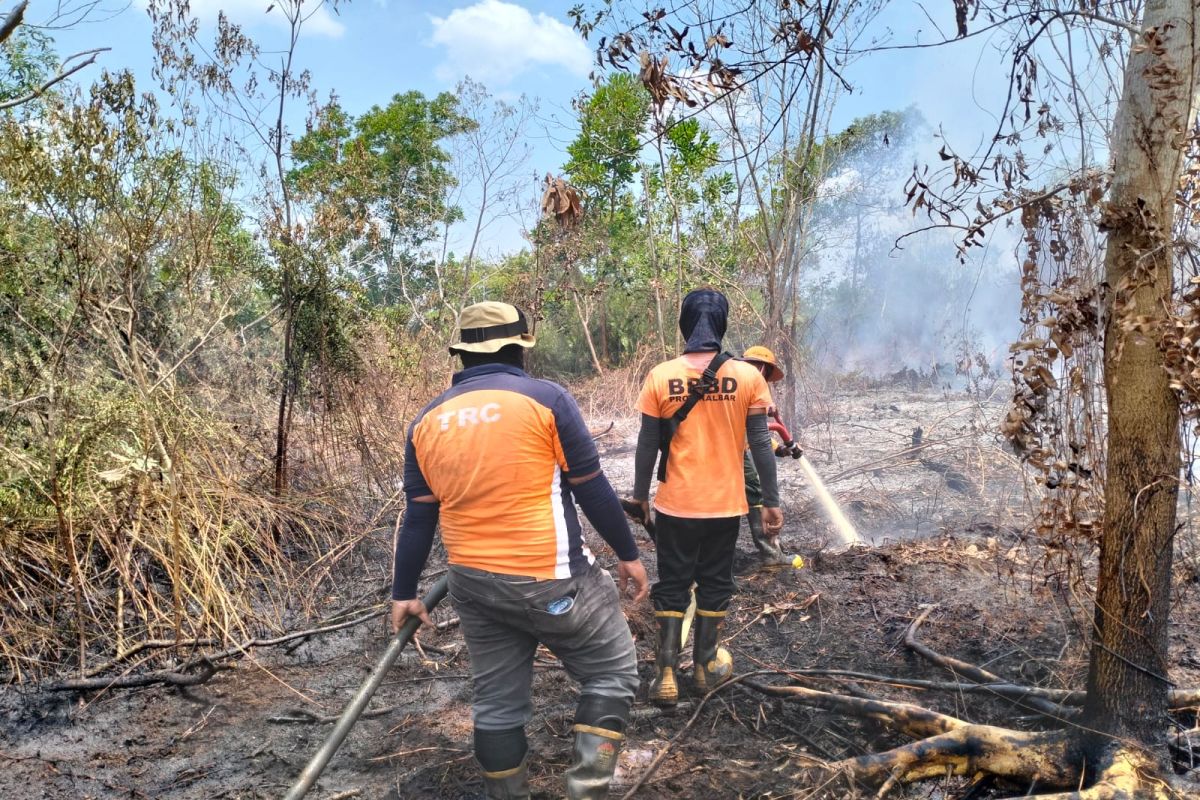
top-left (47, 659), bottom-right (222, 692)
top-left (0, 0), bottom-right (28, 46)
top-left (0, 48), bottom-right (110, 112)
top-left (904, 604), bottom-right (1068, 719)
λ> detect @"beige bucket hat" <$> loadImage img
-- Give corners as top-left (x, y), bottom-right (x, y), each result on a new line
top-left (448, 301), bottom-right (537, 354)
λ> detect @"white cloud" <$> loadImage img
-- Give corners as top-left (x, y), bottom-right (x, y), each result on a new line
top-left (429, 0), bottom-right (590, 85)
top-left (142, 0), bottom-right (345, 39)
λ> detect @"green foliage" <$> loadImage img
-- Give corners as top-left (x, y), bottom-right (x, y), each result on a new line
top-left (0, 70), bottom-right (339, 677)
top-left (0, 25), bottom-right (55, 107)
top-left (564, 73), bottom-right (650, 215)
top-left (290, 91), bottom-right (476, 307)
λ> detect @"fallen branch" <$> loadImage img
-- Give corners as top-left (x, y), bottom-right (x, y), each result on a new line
top-left (787, 667), bottom-right (1085, 705)
top-left (66, 606), bottom-right (397, 689)
top-left (905, 607), bottom-right (1200, 712)
top-left (48, 659), bottom-right (221, 692)
top-left (741, 679), bottom-right (968, 739)
top-left (836, 723), bottom-right (1079, 788)
top-left (84, 638), bottom-right (219, 678)
top-left (743, 677), bottom-right (1087, 791)
top-left (741, 629), bottom-right (1196, 796)
top-left (905, 605), bottom-right (1068, 719)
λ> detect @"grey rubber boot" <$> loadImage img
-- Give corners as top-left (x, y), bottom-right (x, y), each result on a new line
top-left (565, 726), bottom-right (624, 798)
top-left (692, 610), bottom-right (734, 692)
top-left (648, 611), bottom-right (683, 707)
top-left (481, 761), bottom-right (531, 800)
top-left (475, 726), bottom-right (531, 800)
top-left (747, 505), bottom-right (787, 565)
top-left (566, 694), bottom-right (629, 799)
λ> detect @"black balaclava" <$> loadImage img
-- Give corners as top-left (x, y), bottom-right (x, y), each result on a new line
top-left (678, 289), bottom-right (729, 353)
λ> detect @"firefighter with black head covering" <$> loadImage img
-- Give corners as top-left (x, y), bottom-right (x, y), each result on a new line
top-left (392, 301), bottom-right (650, 799)
top-left (627, 289), bottom-right (784, 706)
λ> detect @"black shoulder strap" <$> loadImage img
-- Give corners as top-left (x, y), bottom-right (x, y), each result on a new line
top-left (657, 351), bottom-right (734, 482)
top-left (673, 351), bottom-right (734, 424)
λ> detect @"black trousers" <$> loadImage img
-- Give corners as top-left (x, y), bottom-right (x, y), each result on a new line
top-left (651, 512), bottom-right (740, 612)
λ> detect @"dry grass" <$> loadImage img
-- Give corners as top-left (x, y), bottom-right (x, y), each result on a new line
top-left (570, 345), bottom-right (660, 421)
top-left (0, 324), bottom-right (441, 683)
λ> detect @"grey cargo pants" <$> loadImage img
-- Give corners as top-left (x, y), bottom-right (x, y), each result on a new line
top-left (448, 562), bottom-right (640, 730)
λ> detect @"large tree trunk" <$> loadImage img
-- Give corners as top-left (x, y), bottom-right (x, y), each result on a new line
top-left (1086, 0), bottom-right (1199, 749)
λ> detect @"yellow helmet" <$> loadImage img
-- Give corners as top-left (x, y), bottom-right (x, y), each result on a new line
top-left (742, 345), bottom-right (784, 382)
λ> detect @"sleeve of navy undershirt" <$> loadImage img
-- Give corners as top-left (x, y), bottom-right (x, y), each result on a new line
top-left (392, 500), bottom-right (439, 601)
top-left (571, 473), bottom-right (638, 561)
top-left (551, 389), bottom-right (602, 478)
top-left (392, 423), bottom-right (438, 601)
top-left (402, 429), bottom-right (433, 498)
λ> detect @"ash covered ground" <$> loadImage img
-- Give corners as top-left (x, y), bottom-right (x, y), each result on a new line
top-left (3, 384), bottom-right (1199, 799)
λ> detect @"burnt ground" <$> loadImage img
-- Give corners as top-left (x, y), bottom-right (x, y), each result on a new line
top-left (3, 385), bottom-right (1200, 799)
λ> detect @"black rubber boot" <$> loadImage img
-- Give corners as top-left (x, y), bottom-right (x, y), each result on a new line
top-left (475, 726), bottom-right (531, 800)
top-left (692, 610), bottom-right (733, 692)
top-left (565, 695), bottom-right (629, 799)
top-left (747, 506), bottom-right (787, 565)
top-left (648, 611), bottom-right (683, 707)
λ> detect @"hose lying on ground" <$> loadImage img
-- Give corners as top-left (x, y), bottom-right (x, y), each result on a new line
top-left (284, 574), bottom-right (450, 800)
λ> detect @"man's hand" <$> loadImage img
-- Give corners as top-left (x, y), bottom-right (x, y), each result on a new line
top-left (620, 497), bottom-right (655, 537)
top-left (390, 599), bottom-right (432, 634)
top-left (762, 506), bottom-right (784, 535)
top-left (626, 498), bottom-right (650, 523)
top-left (616, 558), bottom-right (650, 603)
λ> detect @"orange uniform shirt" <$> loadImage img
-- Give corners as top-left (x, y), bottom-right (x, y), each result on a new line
top-left (405, 364), bottom-right (600, 580)
top-left (636, 352), bottom-right (773, 518)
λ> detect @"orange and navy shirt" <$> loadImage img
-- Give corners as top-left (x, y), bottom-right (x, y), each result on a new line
top-left (403, 363), bottom-right (602, 580)
top-left (637, 352), bottom-right (773, 518)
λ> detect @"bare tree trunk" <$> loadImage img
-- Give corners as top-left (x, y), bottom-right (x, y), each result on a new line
top-left (1086, 0), bottom-right (1200, 749)
top-left (270, 23), bottom-right (302, 499)
top-left (273, 299), bottom-right (294, 496)
top-left (570, 288), bottom-right (604, 374)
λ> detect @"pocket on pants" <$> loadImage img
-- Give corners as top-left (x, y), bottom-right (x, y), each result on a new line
top-left (526, 586), bottom-right (586, 636)
top-left (528, 567), bottom-right (619, 634)
top-left (447, 573), bottom-right (480, 609)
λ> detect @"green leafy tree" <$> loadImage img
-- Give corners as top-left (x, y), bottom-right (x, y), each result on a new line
top-left (557, 73), bottom-right (650, 370)
top-left (565, 73), bottom-right (649, 220)
top-left (291, 91), bottom-right (475, 309)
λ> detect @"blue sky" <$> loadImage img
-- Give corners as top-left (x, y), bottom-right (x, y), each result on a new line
top-left (48, 1), bottom-right (597, 152)
top-left (40, 0), bottom-right (1016, 255)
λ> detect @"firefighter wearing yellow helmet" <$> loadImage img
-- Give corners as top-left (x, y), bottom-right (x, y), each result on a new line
top-left (740, 346), bottom-right (790, 565)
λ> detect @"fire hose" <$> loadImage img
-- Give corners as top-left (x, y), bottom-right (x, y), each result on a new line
top-left (283, 574), bottom-right (449, 800)
top-left (767, 409), bottom-right (803, 459)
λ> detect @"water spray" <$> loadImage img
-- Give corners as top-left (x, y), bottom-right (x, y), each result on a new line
top-left (796, 455), bottom-right (862, 546)
top-left (769, 411), bottom-right (863, 548)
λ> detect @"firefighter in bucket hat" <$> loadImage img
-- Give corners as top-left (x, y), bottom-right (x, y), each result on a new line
top-left (391, 301), bottom-right (650, 799)
top-left (740, 346), bottom-right (790, 565)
